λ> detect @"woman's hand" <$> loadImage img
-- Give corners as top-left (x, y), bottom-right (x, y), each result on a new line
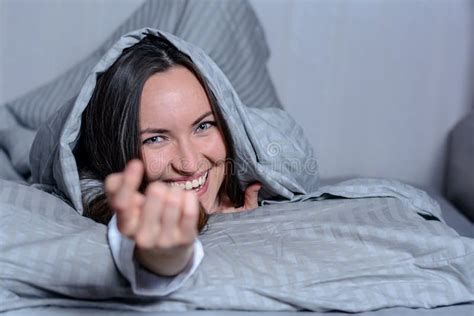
top-left (105, 159), bottom-right (200, 276)
top-left (218, 182), bottom-right (262, 214)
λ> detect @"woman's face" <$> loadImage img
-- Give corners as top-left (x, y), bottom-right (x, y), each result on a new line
top-left (139, 65), bottom-right (227, 213)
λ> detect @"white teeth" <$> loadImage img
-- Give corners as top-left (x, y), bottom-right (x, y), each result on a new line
top-left (169, 171), bottom-right (208, 191)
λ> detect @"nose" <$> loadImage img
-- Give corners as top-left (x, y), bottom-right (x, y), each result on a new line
top-left (172, 138), bottom-right (201, 175)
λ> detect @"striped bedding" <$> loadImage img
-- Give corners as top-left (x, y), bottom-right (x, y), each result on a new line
top-left (0, 1), bottom-right (473, 314)
top-left (1, 27), bottom-right (473, 313)
top-left (1, 178), bottom-right (474, 312)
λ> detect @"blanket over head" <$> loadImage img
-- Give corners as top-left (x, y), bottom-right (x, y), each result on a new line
top-left (29, 28), bottom-right (321, 215)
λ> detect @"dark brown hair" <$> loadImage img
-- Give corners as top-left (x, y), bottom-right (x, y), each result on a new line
top-left (74, 35), bottom-right (244, 232)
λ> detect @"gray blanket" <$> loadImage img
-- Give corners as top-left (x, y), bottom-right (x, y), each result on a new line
top-left (0, 28), bottom-right (473, 313)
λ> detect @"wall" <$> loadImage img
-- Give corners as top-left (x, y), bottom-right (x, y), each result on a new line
top-left (0, 0), bottom-right (144, 102)
top-left (250, 0), bottom-right (473, 190)
top-left (1, 0), bottom-right (472, 192)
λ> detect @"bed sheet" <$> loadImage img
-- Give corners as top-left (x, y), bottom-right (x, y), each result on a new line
top-left (2, 184), bottom-right (473, 315)
top-left (319, 179), bottom-right (473, 238)
top-left (3, 303), bottom-right (473, 316)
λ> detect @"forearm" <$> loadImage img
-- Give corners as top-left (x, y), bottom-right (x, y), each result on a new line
top-left (134, 244), bottom-right (195, 277)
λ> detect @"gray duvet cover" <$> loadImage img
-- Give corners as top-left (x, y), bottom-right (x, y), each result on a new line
top-left (3, 304), bottom-right (474, 316)
top-left (1, 180), bottom-right (473, 313)
top-left (1, 28), bottom-right (473, 314)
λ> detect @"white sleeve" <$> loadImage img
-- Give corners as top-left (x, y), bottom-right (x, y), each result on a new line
top-left (107, 214), bottom-right (204, 296)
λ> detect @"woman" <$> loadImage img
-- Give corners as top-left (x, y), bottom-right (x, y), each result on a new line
top-left (74, 35), bottom-right (262, 284)
top-left (52, 27), bottom-right (319, 297)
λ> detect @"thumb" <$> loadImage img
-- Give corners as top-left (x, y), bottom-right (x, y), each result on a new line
top-left (243, 182), bottom-right (262, 210)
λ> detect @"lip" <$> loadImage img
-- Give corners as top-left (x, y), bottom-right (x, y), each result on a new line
top-left (165, 169), bottom-right (208, 183)
top-left (194, 169), bottom-right (210, 197)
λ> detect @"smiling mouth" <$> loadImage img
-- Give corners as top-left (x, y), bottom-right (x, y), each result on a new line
top-left (169, 170), bottom-right (209, 191)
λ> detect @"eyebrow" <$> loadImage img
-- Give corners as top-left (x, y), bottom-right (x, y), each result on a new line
top-left (140, 111), bottom-right (213, 135)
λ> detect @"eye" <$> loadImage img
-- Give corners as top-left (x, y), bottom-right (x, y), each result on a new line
top-left (195, 121), bottom-right (216, 133)
top-left (143, 135), bottom-right (166, 145)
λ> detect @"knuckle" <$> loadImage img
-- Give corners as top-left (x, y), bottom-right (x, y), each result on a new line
top-left (104, 173), bottom-right (116, 185)
top-left (112, 194), bottom-right (130, 212)
top-left (168, 186), bottom-right (182, 197)
top-left (186, 191), bottom-right (198, 205)
top-left (156, 237), bottom-right (174, 250)
top-left (110, 198), bottom-right (124, 212)
top-left (135, 234), bottom-right (153, 250)
top-left (117, 222), bottom-right (133, 237)
top-left (146, 182), bottom-right (164, 196)
top-left (134, 193), bottom-right (146, 207)
top-left (157, 230), bottom-right (186, 249)
top-left (183, 205), bottom-right (198, 218)
top-left (165, 193), bottom-right (181, 209)
top-left (105, 173), bottom-right (121, 192)
top-left (181, 191), bottom-right (190, 204)
top-left (169, 186), bottom-right (182, 195)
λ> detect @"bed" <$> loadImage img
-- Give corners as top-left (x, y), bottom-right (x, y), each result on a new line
top-left (1, 0), bottom-right (473, 315)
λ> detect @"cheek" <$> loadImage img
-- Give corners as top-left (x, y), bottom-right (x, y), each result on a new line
top-left (205, 133), bottom-right (227, 161)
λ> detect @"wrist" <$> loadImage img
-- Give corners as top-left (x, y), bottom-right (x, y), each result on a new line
top-left (134, 242), bottom-right (195, 277)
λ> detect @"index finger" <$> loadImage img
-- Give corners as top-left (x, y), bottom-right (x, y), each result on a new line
top-left (122, 159), bottom-right (144, 191)
top-left (104, 173), bottom-right (123, 199)
top-left (112, 159), bottom-right (144, 212)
